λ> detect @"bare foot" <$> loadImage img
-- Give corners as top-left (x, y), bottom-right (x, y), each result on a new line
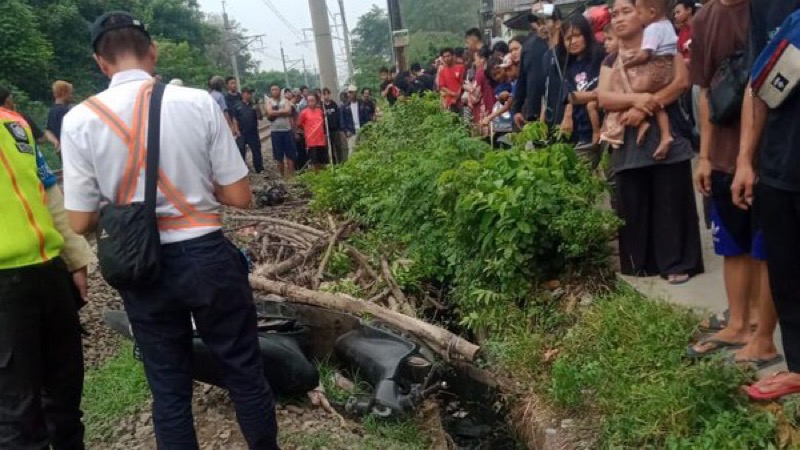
top-left (751, 372), bottom-right (800, 393)
top-left (734, 337), bottom-right (779, 363)
top-left (689, 326), bottom-right (752, 355)
top-left (652, 136), bottom-right (673, 160)
top-left (636, 122), bottom-right (651, 145)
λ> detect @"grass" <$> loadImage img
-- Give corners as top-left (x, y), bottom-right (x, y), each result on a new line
top-left (546, 285), bottom-right (777, 449)
top-left (82, 342), bottom-right (150, 443)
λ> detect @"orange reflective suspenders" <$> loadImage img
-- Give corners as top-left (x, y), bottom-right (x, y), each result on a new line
top-left (82, 83), bottom-right (221, 231)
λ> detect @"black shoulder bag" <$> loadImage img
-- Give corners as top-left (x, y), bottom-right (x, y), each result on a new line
top-left (97, 83), bottom-right (165, 290)
top-left (708, 51), bottom-right (749, 125)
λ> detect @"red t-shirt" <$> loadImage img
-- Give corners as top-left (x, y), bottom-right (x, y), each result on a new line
top-left (677, 24), bottom-right (693, 64)
top-left (297, 107), bottom-right (326, 147)
top-left (438, 64), bottom-right (465, 108)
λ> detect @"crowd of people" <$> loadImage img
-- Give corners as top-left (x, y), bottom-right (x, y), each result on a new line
top-left (371, 0), bottom-right (800, 403)
top-left (3, 2), bottom-right (800, 449)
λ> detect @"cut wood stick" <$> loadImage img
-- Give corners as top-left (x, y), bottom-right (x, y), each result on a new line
top-left (381, 258), bottom-right (411, 310)
top-left (249, 277), bottom-right (481, 362)
top-left (227, 216), bottom-right (326, 238)
top-left (312, 223), bottom-right (351, 290)
top-left (367, 288), bottom-right (392, 304)
top-left (326, 214), bottom-right (336, 231)
top-left (254, 237), bottom-right (328, 278)
top-left (344, 245), bottom-right (380, 281)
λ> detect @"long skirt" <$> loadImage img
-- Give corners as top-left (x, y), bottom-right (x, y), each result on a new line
top-left (615, 160), bottom-right (705, 278)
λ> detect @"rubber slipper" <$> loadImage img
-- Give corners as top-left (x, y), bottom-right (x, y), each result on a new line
top-left (699, 309), bottom-right (730, 332)
top-left (745, 375), bottom-right (800, 402)
top-left (668, 274), bottom-right (690, 285)
top-left (724, 353), bottom-right (785, 370)
top-left (686, 338), bottom-right (745, 359)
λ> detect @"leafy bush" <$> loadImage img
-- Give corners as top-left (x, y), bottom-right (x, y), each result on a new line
top-left (304, 96), bottom-right (619, 331)
top-left (550, 286), bottom-right (775, 449)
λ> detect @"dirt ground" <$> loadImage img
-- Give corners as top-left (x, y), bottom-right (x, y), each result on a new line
top-left (80, 137), bottom-right (434, 450)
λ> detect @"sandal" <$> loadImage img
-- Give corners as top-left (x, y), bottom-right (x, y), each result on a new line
top-left (724, 353), bottom-right (784, 370)
top-left (745, 372), bottom-right (800, 401)
top-left (668, 274), bottom-right (690, 285)
top-left (699, 309), bottom-right (730, 332)
top-left (686, 338), bottom-right (746, 359)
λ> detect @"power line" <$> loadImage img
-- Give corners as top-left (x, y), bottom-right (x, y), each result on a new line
top-left (259, 0), bottom-right (305, 41)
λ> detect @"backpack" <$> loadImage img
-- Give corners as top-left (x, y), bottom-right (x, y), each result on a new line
top-left (751, 9), bottom-right (800, 108)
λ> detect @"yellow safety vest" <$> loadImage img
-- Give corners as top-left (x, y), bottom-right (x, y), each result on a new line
top-left (0, 107), bottom-right (63, 269)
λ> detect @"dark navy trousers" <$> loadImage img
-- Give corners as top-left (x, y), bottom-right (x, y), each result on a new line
top-left (120, 231), bottom-right (279, 450)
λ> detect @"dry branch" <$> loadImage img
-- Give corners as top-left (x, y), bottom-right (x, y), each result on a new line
top-left (344, 245), bottom-right (380, 281)
top-left (249, 277), bottom-right (481, 362)
top-left (381, 258), bottom-right (412, 311)
top-left (227, 216), bottom-right (326, 238)
top-left (367, 288), bottom-right (392, 304)
top-left (312, 222), bottom-right (352, 290)
top-left (255, 237), bottom-right (328, 278)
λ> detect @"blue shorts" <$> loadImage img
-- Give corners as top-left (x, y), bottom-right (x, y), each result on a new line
top-left (270, 131), bottom-right (297, 162)
top-left (710, 171), bottom-right (767, 260)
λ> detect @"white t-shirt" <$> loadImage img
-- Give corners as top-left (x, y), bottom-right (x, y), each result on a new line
top-left (61, 69), bottom-right (248, 244)
top-left (350, 102), bottom-right (361, 130)
top-left (642, 19), bottom-right (678, 56)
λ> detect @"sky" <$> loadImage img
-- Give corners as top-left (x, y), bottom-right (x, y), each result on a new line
top-left (196, 0), bottom-right (380, 75)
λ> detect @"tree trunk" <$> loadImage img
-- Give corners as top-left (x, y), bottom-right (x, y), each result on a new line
top-left (249, 276), bottom-right (481, 362)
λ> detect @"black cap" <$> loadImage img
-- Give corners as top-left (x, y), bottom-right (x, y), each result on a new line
top-left (90, 11), bottom-right (150, 51)
top-left (242, 87), bottom-right (254, 94)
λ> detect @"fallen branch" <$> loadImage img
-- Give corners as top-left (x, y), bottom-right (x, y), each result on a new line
top-left (344, 245), bottom-right (380, 281)
top-left (312, 222), bottom-right (352, 290)
top-left (254, 237), bottom-right (328, 278)
top-left (249, 277), bottom-right (481, 362)
top-left (227, 216), bottom-right (326, 238)
top-left (381, 258), bottom-right (412, 312)
top-left (367, 288), bottom-right (392, 304)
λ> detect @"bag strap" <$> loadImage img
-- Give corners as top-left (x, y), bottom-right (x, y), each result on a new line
top-left (144, 83), bottom-right (165, 221)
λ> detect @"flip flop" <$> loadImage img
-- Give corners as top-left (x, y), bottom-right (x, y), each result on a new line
top-left (668, 274), bottom-right (690, 285)
top-left (686, 338), bottom-right (745, 359)
top-left (699, 309), bottom-right (730, 332)
top-left (745, 373), bottom-right (800, 401)
top-left (724, 353), bottom-right (785, 370)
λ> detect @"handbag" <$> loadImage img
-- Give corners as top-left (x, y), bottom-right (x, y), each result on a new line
top-left (751, 9), bottom-right (800, 108)
top-left (96, 83), bottom-right (165, 290)
top-left (708, 51), bottom-right (748, 125)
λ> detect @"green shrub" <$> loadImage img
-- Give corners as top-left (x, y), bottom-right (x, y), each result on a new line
top-left (550, 286), bottom-right (775, 449)
top-left (304, 97), bottom-right (619, 332)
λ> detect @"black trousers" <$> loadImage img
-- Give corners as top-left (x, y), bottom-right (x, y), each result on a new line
top-left (756, 184), bottom-right (800, 372)
top-left (120, 231), bottom-right (279, 450)
top-left (615, 160), bottom-right (705, 278)
top-left (0, 258), bottom-right (85, 450)
top-left (237, 132), bottom-right (264, 173)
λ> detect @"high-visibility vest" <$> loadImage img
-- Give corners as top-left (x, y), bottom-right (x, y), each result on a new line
top-left (82, 82), bottom-right (222, 231)
top-left (0, 107), bottom-right (64, 269)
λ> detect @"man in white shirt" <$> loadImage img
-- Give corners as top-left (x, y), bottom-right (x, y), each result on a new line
top-left (60, 12), bottom-right (280, 450)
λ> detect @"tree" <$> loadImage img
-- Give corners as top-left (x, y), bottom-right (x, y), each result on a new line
top-left (0, 0), bottom-right (54, 99)
top-left (350, 6), bottom-right (392, 92)
top-left (400, 0), bottom-right (481, 34)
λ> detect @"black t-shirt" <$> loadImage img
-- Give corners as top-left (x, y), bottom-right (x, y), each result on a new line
top-left (751, 1), bottom-right (800, 192)
top-left (232, 100), bottom-right (261, 134)
top-left (46, 103), bottom-right (71, 140)
top-left (380, 80), bottom-right (398, 105)
top-left (225, 91), bottom-right (243, 112)
top-left (21, 112), bottom-right (44, 141)
top-left (323, 100), bottom-right (341, 132)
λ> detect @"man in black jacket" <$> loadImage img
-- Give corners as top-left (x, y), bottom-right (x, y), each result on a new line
top-left (512, 3), bottom-right (551, 128)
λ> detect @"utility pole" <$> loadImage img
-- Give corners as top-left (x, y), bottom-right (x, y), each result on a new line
top-left (302, 57), bottom-right (310, 87)
top-left (280, 43), bottom-right (291, 88)
top-left (222, 0), bottom-right (241, 89)
top-left (387, 0), bottom-right (407, 71)
top-left (307, 0), bottom-right (339, 91)
top-left (337, 0), bottom-right (355, 85)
